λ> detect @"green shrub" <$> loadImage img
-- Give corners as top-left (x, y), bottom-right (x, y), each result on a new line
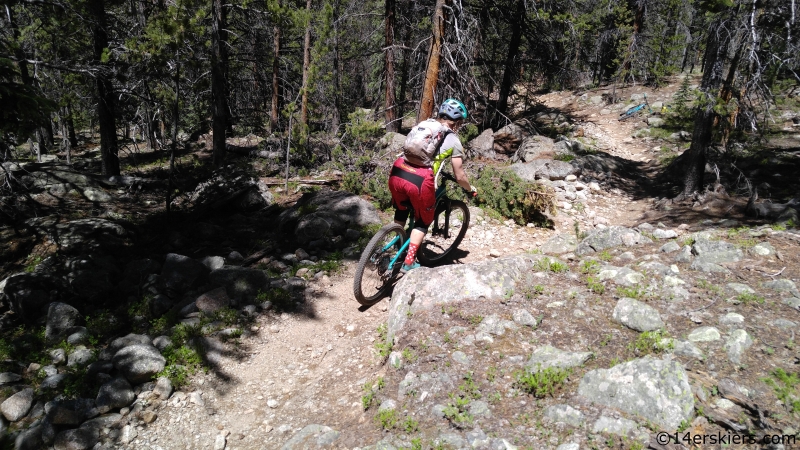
top-left (473, 167), bottom-right (556, 225)
top-left (459, 123), bottom-right (480, 146)
top-left (628, 329), bottom-right (673, 356)
top-left (442, 394), bottom-right (473, 428)
top-left (763, 369), bottom-right (800, 414)
top-left (515, 366), bottom-right (572, 398)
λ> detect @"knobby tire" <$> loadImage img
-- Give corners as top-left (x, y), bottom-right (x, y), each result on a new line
top-left (418, 200), bottom-right (470, 264)
top-left (353, 223), bottom-right (406, 306)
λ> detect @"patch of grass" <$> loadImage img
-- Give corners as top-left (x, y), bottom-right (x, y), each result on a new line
top-left (628, 329), bottom-right (674, 356)
top-left (443, 394), bottom-right (473, 428)
top-left (403, 416), bottom-right (419, 433)
top-left (515, 366), bottom-right (572, 398)
top-left (158, 343), bottom-right (204, 388)
top-left (375, 408), bottom-right (398, 430)
top-left (586, 276), bottom-right (606, 294)
top-left (696, 278), bottom-right (721, 294)
top-left (554, 153), bottom-right (575, 162)
top-left (580, 259), bottom-right (601, 274)
top-left (466, 314), bottom-right (483, 326)
top-left (458, 372), bottom-right (481, 399)
top-left (736, 292), bottom-right (765, 305)
top-left (374, 324), bottom-right (393, 359)
top-left (599, 333), bottom-right (613, 347)
top-left (361, 376), bottom-right (385, 410)
top-left (763, 369), bottom-right (800, 414)
top-left (402, 347), bottom-right (417, 363)
top-left (534, 257), bottom-right (569, 273)
top-left (521, 284), bottom-right (545, 299)
top-left (256, 288), bottom-right (294, 310)
top-left (598, 250), bottom-right (613, 261)
top-left (616, 284), bottom-right (647, 300)
top-left (486, 366), bottom-right (498, 382)
top-left (24, 256), bottom-right (43, 273)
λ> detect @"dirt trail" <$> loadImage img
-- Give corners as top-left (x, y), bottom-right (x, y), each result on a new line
top-left (136, 90), bottom-right (667, 450)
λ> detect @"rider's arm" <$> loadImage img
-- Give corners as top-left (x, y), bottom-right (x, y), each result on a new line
top-left (451, 156), bottom-right (473, 192)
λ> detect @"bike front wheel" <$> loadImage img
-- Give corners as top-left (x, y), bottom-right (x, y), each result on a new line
top-left (418, 199), bottom-right (470, 264)
top-left (353, 223), bottom-right (406, 306)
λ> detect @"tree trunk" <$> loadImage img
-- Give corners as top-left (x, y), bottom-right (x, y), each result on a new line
top-left (495, 0), bottom-right (526, 122)
top-left (397, 1), bottom-right (413, 127)
top-left (418, 0), bottom-right (450, 122)
top-left (384, 0), bottom-right (398, 132)
top-left (300, 0), bottom-right (312, 130)
top-left (270, 5), bottom-right (282, 133)
top-left (330, 0), bottom-right (341, 134)
top-left (89, 0), bottom-right (120, 176)
top-left (168, 65), bottom-right (179, 214)
top-left (681, 17), bottom-right (732, 197)
top-left (65, 104), bottom-right (77, 148)
top-left (211, 0), bottom-right (229, 167)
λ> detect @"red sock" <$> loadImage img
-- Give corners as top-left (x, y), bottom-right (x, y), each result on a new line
top-left (405, 243), bottom-right (419, 265)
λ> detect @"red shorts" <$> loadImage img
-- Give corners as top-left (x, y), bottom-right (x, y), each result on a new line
top-left (388, 157), bottom-right (435, 227)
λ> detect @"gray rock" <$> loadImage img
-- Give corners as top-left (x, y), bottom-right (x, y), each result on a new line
top-left (691, 240), bottom-right (743, 264)
top-left (467, 129), bottom-right (496, 159)
top-left (612, 298), bottom-right (664, 332)
top-left (476, 314), bottom-right (518, 336)
top-left (112, 344), bottom-right (166, 384)
top-left (690, 260), bottom-right (730, 273)
top-left (510, 159), bottom-right (578, 181)
top-left (578, 356), bottom-right (694, 430)
top-left (783, 297), bottom-right (800, 309)
top-left (724, 329), bottom-right (753, 364)
top-left (50, 348), bottom-right (67, 365)
top-left (161, 253), bottom-right (210, 294)
top-left (96, 378), bottom-right (134, 412)
top-left (512, 309), bottom-right (538, 327)
top-left (388, 255), bottom-right (542, 339)
top-left (40, 374), bottom-right (68, 390)
top-left (1, 387), bottom-right (34, 421)
top-left (100, 333), bottom-right (151, 360)
top-left (67, 347), bottom-right (94, 367)
top-left (119, 424), bottom-right (137, 444)
top-left (153, 377), bottom-right (173, 400)
top-left (195, 287), bottom-right (231, 313)
top-left (280, 424), bottom-right (340, 450)
top-left (597, 266), bottom-right (645, 286)
top-left (0, 373), bottom-right (21, 386)
top-left (0, 273), bottom-right (62, 322)
top-left (592, 415), bottom-right (648, 441)
top-left (719, 313), bottom-right (745, 329)
top-left (45, 400), bottom-right (87, 425)
top-left (118, 259), bottom-right (161, 294)
top-left (452, 351), bottom-right (470, 365)
top-left (209, 267), bottom-right (270, 302)
top-left (79, 413), bottom-right (123, 434)
top-left (726, 283), bottom-right (755, 295)
top-left (465, 428), bottom-right (490, 448)
top-left (751, 242), bottom-right (776, 256)
top-left (556, 444), bottom-right (580, 450)
top-left (773, 318), bottom-right (797, 329)
top-left (435, 432), bottom-right (468, 449)
top-left (378, 399), bottom-right (397, 412)
top-left (46, 302), bottom-right (84, 343)
top-left (512, 135), bottom-right (558, 163)
top-left (66, 327), bottom-right (90, 346)
top-left (576, 226), bottom-right (652, 256)
top-left (671, 340), bottom-right (704, 360)
top-left (660, 241), bottom-right (681, 253)
top-left (526, 345), bottom-right (592, 372)
top-left (674, 245), bottom-right (693, 263)
top-left (540, 234), bottom-right (578, 255)
top-left (201, 256), bottom-right (226, 271)
top-left (764, 279), bottom-right (800, 297)
top-left (152, 335), bottom-right (173, 351)
top-left (14, 424), bottom-right (43, 450)
top-left (469, 400), bottom-right (491, 418)
top-left (278, 190), bottom-right (381, 244)
top-left (687, 326), bottom-right (721, 342)
top-left (544, 404), bottom-right (585, 427)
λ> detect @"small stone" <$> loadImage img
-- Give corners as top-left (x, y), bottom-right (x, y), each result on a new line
top-left (719, 313), bottom-right (745, 329)
top-left (512, 309), bottom-right (538, 327)
top-left (153, 377), bottom-right (173, 400)
top-left (687, 326), bottom-right (721, 342)
top-left (489, 249), bottom-right (501, 257)
top-left (378, 399), bottom-right (397, 412)
top-left (452, 351), bottom-right (470, 365)
top-left (120, 425), bottom-right (138, 444)
top-left (267, 399), bottom-right (279, 409)
top-left (214, 434), bottom-right (227, 450)
top-left (141, 410), bottom-right (157, 423)
top-left (189, 392), bottom-right (204, 406)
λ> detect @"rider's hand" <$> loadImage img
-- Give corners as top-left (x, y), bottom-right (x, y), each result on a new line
top-left (464, 184), bottom-right (478, 198)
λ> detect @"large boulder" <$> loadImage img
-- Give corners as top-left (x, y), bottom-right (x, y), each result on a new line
top-left (375, 132), bottom-right (406, 155)
top-left (53, 428), bottom-right (98, 450)
top-left (161, 253), bottom-right (210, 294)
top-left (511, 135), bottom-right (560, 163)
top-left (691, 240), bottom-right (743, 264)
top-left (540, 234), bottom-right (578, 255)
top-left (51, 219), bottom-right (128, 253)
top-left (278, 190), bottom-right (381, 244)
top-left (45, 302), bottom-right (84, 343)
top-left (578, 356), bottom-right (694, 430)
top-left (0, 273), bottom-right (63, 322)
top-left (96, 378), bottom-right (135, 412)
top-left (281, 424), bottom-right (341, 450)
top-left (576, 226), bottom-right (653, 256)
top-left (208, 267), bottom-right (270, 303)
top-left (1, 387), bottom-right (34, 422)
top-left (493, 123), bottom-right (529, 154)
top-left (525, 346), bottom-right (592, 372)
top-left (388, 255), bottom-right (542, 340)
top-left (510, 160), bottom-right (579, 181)
top-left (112, 345), bottom-right (166, 384)
top-left (466, 129), bottom-right (496, 160)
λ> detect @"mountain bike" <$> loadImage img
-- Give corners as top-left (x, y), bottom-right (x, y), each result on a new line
top-left (353, 172), bottom-right (471, 306)
top-left (618, 93), bottom-right (652, 121)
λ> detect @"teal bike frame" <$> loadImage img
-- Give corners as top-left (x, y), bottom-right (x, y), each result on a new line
top-left (378, 173), bottom-right (455, 272)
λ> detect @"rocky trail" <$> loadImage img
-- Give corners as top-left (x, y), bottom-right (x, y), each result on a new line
top-left (2, 80), bottom-right (800, 450)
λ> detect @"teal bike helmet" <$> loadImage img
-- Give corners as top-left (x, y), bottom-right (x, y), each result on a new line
top-left (438, 98), bottom-right (468, 120)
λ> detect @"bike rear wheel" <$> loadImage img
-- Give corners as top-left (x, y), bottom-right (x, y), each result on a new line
top-left (618, 108), bottom-right (641, 121)
top-left (418, 199), bottom-right (470, 264)
top-left (353, 223), bottom-right (406, 306)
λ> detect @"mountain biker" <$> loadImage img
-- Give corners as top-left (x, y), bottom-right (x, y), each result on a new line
top-left (388, 98), bottom-right (477, 272)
